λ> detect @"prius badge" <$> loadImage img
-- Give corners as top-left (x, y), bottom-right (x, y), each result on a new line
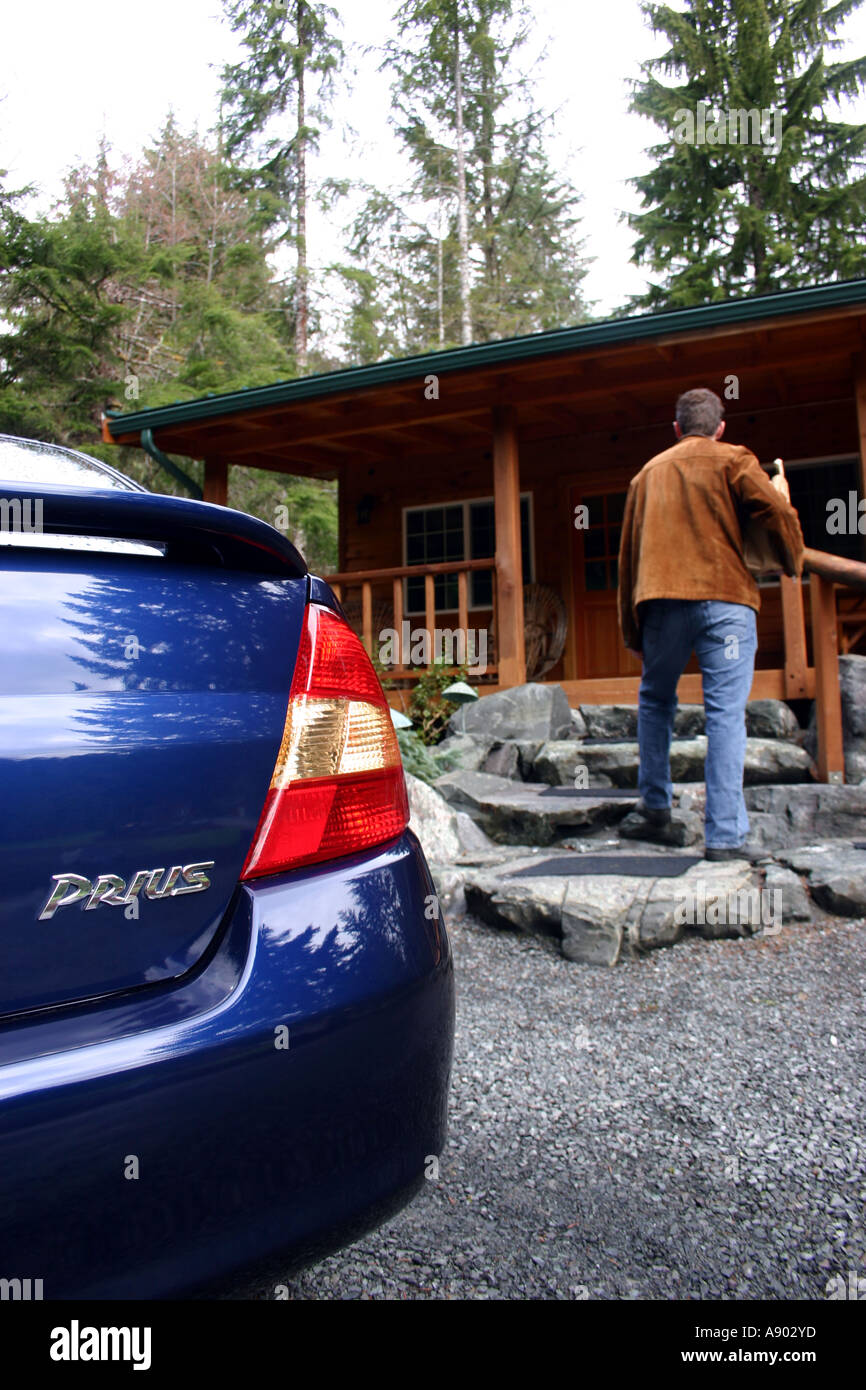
top-left (40, 863), bottom-right (215, 921)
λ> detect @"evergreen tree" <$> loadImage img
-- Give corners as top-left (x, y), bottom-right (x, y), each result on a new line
top-left (0, 179), bottom-right (141, 443)
top-left (350, 0), bottom-right (588, 357)
top-left (220, 0), bottom-right (345, 371)
top-left (628, 0), bottom-right (866, 307)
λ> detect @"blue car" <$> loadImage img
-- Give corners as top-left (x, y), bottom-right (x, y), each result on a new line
top-left (0, 435), bottom-right (454, 1299)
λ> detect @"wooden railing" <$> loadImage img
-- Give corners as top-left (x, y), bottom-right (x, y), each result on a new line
top-left (802, 547), bottom-right (866, 783)
top-left (323, 558), bottom-right (498, 678)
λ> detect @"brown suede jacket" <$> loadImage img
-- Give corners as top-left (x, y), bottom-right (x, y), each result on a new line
top-left (617, 434), bottom-right (806, 653)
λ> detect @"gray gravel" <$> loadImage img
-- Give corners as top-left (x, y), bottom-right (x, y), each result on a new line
top-left (234, 910), bottom-right (866, 1300)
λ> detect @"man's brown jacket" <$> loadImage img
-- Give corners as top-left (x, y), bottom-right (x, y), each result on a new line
top-left (617, 434), bottom-right (806, 652)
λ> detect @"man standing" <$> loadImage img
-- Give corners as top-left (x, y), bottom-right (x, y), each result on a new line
top-left (617, 388), bottom-right (805, 860)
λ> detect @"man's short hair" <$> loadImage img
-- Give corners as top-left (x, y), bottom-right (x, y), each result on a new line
top-left (675, 388), bottom-right (724, 438)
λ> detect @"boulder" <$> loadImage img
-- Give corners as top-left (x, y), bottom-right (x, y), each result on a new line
top-left (745, 784), bottom-right (866, 850)
top-left (674, 704), bottom-right (706, 738)
top-left (428, 865), bottom-right (466, 918)
top-left (579, 705), bottom-right (637, 741)
top-left (745, 699), bottom-right (800, 741)
top-left (448, 682), bottom-right (573, 743)
top-left (566, 737), bottom-right (811, 787)
top-left (846, 751), bottom-right (866, 785)
top-left (560, 878), bottom-right (629, 966)
top-left (432, 732), bottom-right (494, 775)
top-left (406, 772), bottom-right (461, 862)
top-left (481, 741), bottom-right (522, 780)
top-left (571, 708), bottom-right (588, 738)
top-left (742, 738), bottom-right (812, 783)
top-left (574, 699), bottom-right (800, 744)
top-left (775, 842), bottom-right (866, 917)
top-left (462, 850), bottom-right (800, 965)
top-left (805, 654), bottom-right (866, 761)
top-left (435, 770), bottom-right (635, 844)
top-left (454, 811), bottom-right (495, 853)
top-left (465, 869), bottom-right (567, 939)
top-left (761, 863), bottom-right (813, 922)
top-left (531, 741), bottom-right (587, 787)
top-left (676, 860), bottom-right (765, 940)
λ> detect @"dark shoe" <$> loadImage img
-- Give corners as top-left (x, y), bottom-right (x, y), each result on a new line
top-left (632, 798), bottom-right (671, 827)
top-left (618, 799), bottom-right (681, 847)
top-left (704, 843), bottom-right (763, 863)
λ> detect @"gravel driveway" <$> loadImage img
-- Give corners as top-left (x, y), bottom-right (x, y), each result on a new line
top-left (233, 911), bottom-right (866, 1300)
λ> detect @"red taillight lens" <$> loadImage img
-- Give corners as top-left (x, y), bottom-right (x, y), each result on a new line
top-left (240, 604), bottom-right (408, 878)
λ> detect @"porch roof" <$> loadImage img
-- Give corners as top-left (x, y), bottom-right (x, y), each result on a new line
top-left (103, 278), bottom-right (866, 479)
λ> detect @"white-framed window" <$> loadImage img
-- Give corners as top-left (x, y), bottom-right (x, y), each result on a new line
top-left (402, 493), bottom-right (534, 613)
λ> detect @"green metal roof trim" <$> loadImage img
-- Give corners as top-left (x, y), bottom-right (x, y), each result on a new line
top-left (105, 278), bottom-right (866, 439)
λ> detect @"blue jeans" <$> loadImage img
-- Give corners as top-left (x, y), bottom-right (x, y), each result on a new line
top-left (637, 599), bottom-right (758, 849)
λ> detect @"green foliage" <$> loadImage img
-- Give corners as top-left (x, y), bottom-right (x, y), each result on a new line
top-left (627, 0), bottom-right (866, 307)
top-left (408, 661), bottom-right (470, 744)
top-left (396, 728), bottom-right (444, 783)
top-left (0, 198), bottom-right (143, 444)
top-left (220, 0), bottom-right (346, 367)
top-left (341, 0), bottom-right (589, 359)
top-left (0, 121), bottom-right (293, 446)
top-left (230, 468), bottom-right (338, 573)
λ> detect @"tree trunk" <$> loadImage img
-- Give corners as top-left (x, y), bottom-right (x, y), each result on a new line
top-left (453, 24), bottom-right (473, 346)
top-left (479, 58), bottom-right (498, 307)
top-left (295, 1), bottom-right (309, 371)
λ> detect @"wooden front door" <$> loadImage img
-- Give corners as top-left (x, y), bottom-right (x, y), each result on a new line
top-left (571, 486), bottom-right (641, 679)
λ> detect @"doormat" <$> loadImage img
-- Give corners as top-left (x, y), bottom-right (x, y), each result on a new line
top-left (539, 786), bottom-right (637, 799)
top-left (508, 854), bottom-right (704, 878)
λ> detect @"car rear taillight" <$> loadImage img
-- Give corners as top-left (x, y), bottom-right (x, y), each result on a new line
top-left (240, 603), bottom-right (409, 878)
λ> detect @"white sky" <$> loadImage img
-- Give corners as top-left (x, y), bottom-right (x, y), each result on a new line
top-left (2, 0), bottom-right (865, 323)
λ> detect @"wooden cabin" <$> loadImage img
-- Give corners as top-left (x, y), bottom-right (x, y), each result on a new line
top-left (104, 279), bottom-right (866, 783)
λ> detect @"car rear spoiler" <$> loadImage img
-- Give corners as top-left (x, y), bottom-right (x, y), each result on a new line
top-left (0, 483), bottom-right (307, 576)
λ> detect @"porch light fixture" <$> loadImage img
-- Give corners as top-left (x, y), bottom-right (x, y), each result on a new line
top-left (442, 680), bottom-right (478, 705)
top-left (356, 493), bottom-right (377, 525)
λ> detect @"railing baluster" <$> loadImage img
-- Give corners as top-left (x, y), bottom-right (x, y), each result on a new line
top-left (458, 570), bottom-right (469, 650)
top-left (362, 581), bottom-right (373, 657)
top-left (424, 573), bottom-right (436, 665)
top-left (392, 576), bottom-right (404, 671)
top-left (810, 573), bottom-right (845, 784)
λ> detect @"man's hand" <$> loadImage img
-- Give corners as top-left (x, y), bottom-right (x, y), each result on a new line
top-left (770, 457), bottom-right (791, 503)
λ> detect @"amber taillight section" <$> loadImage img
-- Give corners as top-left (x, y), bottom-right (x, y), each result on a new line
top-left (240, 604), bottom-right (408, 878)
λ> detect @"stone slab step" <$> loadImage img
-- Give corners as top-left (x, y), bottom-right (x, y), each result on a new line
top-left (579, 699), bottom-right (800, 743)
top-left (531, 737), bottom-right (813, 788)
top-left (434, 770), bottom-right (642, 845)
top-left (460, 842), bottom-right (864, 966)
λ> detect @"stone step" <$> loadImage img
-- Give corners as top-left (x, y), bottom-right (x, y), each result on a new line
top-left (578, 699), bottom-right (801, 744)
top-left (458, 840), bottom-right (866, 966)
top-left (447, 684), bottom-right (804, 748)
top-left (531, 736), bottom-right (814, 788)
top-left (433, 769), bottom-right (866, 855)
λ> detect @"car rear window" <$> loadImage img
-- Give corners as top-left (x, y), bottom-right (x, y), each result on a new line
top-left (0, 435), bottom-right (145, 492)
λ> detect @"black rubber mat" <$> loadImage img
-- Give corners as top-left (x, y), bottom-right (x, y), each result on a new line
top-left (854, 842), bottom-right (866, 851)
top-left (509, 854), bottom-right (703, 878)
top-left (539, 786), bottom-right (638, 799)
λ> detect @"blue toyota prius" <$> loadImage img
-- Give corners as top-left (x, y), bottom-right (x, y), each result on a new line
top-left (0, 435), bottom-right (454, 1299)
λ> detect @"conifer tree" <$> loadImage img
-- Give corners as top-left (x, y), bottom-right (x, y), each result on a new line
top-left (628, 0), bottom-right (866, 307)
top-left (220, 0), bottom-right (345, 370)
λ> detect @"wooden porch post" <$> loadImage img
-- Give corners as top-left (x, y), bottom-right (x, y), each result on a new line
top-left (809, 572), bottom-right (845, 784)
top-left (855, 354), bottom-right (866, 503)
top-left (492, 405), bottom-right (526, 688)
top-left (202, 459), bottom-right (228, 507)
top-left (779, 575), bottom-right (809, 699)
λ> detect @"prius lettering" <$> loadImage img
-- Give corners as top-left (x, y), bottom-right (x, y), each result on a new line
top-left (38, 862), bottom-right (215, 920)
